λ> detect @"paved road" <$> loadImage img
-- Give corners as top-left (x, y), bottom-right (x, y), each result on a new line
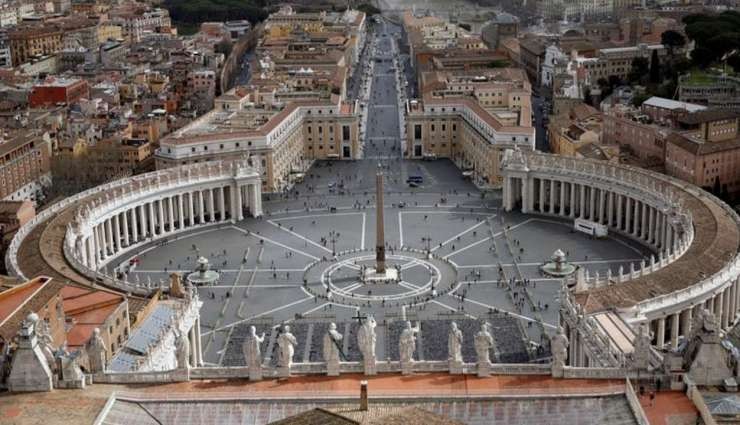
top-left (364, 18), bottom-right (403, 160)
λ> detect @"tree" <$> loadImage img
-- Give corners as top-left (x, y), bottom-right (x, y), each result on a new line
top-left (661, 30), bottom-right (686, 56)
top-left (628, 57), bottom-right (649, 84)
top-left (632, 92), bottom-right (650, 107)
top-left (356, 3), bottom-right (380, 16)
top-left (650, 50), bottom-right (661, 84)
top-left (691, 46), bottom-right (715, 68)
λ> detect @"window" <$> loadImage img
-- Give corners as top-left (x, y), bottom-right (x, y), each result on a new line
top-left (414, 124), bottom-right (422, 140)
top-left (342, 125), bottom-right (350, 141)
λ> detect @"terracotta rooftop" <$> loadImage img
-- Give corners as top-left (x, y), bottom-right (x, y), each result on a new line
top-left (62, 283), bottom-right (126, 348)
top-left (0, 276), bottom-right (64, 342)
top-left (576, 164), bottom-right (740, 312)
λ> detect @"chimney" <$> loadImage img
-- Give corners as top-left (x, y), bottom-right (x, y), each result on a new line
top-left (360, 380), bottom-right (368, 411)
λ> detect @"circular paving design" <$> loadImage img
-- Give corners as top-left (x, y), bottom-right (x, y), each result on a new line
top-left (303, 249), bottom-right (458, 307)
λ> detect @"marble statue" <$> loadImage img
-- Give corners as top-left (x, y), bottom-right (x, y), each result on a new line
top-left (399, 321), bottom-right (420, 369)
top-left (632, 323), bottom-right (651, 371)
top-left (475, 322), bottom-right (494, 377)
top-left (35, 319), bottom-right (56, 369)
top-left (551, 326), bottom-right (569, 377)
top-left (175, 329), bottom-right (191, 370)
top-left (243, 326), bottom-right (265, 380)
top-left (475, 322), bottom-right (494, 365)
top-left (323, 322), bottom-right (343, 376)
top-left (86, 328), bottom-right (108, 374)
top-left (448, 321), bottom-right (463, 365)
top-left (357, 315), bottom-right (377, 374)
top-left (277, 325), bottom-right (298, 372)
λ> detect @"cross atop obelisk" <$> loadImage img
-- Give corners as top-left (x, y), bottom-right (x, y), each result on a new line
top-left (375, 163), bottom-right (386, 273)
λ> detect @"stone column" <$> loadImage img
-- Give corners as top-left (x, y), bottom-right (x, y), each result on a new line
top-left (549, 180), bottom-right (556, 214)
top-left (167, 196), bottom-right (175, 231)
top-left (671, 312), bottom-right (680, 350)
top-left (90, 229), bottom-right (98, 268)
top-left (83, 236), bottom-right (91, 268)
top-left (122, 210), bottom-right (130, 247)
top-left (178, 194), bottom-right (185, 230)
top-left (113, 214), bottom-right (120, 252)
top-left (656, 317), bottom-right (666, 348)
top-left (579, 185), bottom-right (586, 219)
top-left (131, 206), bottom-right (138, 243)
top-left (716, 293), bottom-right (724, 327)
top-left (598, 189), bottom-right (606, 223)
top-left (105, 219), bottom-right (114, 255)
top-left (251, 183), bottom-right (262, 217)
top-left (198, 190), bottom-right (205, 224)
top-left (140, 204), bottom-right (148, 240)
top-left (208, 189), bottom-right (215, 222)
top-left (188, 192), bottom-right (195, 226)
top-left (538, 179), bottom-right (545, 213)
top-left (559, 180), bottom-right (566, 216)
top-left (157, 199), bottom-right (165, 234)
top-left (589, 188), bottom-right (596, 221)
top-left (632, 200), bottom-right (640, 237)
top-left (569, 183), bottom-right (576, 218)
top-left (218, 187), bottom-right (226, 221)
top-left (641, 203), bottom-right (648, 240)
top-left (503, 177), bottom-right (512, 211)
top-left (233, 184), bottom-right (244, 221)
top-left (723, 288), bottom-right (731, 329)
top-left (663, 214), bottom-right (670, 250)
top-left (682, 308), bottom-right (692, 337)
top-left (607, 191), bottom-right (614, 227)
top-left (616, 194), bottom-right (623, 230)
top-left (148, 202), bottom-right (156, 237)
top-left (624, 197), bottom-right (631, 233)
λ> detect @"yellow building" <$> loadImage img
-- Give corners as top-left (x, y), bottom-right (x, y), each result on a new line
top-left (97, 24), bottom-right (123, 43)
top-left (9, 25), bottom-right (63, 66)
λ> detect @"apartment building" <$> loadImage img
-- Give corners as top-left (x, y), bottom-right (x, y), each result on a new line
top-left (8, 24), bottom-right (63, 66)
top-left (406, 68), bottom-right (534, 186)
top-left (156, 88), bottom-right (360, 193)
top-left (665, 110), bottom-right (740, 196)
top-left (0, 130), bottom-right (52, 204)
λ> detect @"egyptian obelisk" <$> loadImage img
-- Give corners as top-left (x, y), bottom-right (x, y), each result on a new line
top-left (375, 164), bottom-right (386, 273)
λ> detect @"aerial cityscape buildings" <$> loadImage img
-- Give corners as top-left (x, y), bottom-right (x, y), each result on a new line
top-left (1, 0), bottom-right (740, 423)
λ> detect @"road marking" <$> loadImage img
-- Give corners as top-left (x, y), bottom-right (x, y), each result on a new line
top-left (264, 221), bottom-right (331, 255)
top-left (432, 219), bottom-right (492, 252)
top-left (443, 236), bottom-right (491, 259)
top-left (398, 211), bottom-right (404, 246)
top-left (203, 296), bottom-right (315, 335)
top-left (454, 296), bottom-right (557, 329)
top-left (233, 225), bottom-right (322, 260)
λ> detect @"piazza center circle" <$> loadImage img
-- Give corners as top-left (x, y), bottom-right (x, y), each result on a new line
top-left (305, 249), bottom-right (459, 306)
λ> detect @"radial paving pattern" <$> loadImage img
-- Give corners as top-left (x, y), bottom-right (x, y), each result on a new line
top-left (111, 175), bottom-right (648, 365)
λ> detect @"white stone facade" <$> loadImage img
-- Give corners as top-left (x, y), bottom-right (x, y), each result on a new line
top-left (501, 149), bottom-right (740, 365)
top-left (5, 159), bottom-right (262, 296)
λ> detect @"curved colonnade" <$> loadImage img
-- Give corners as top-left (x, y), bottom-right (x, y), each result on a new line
top-left (5, 159), bottom-right (262, 296)
top-left (501, 150), bottom-right (740, 353)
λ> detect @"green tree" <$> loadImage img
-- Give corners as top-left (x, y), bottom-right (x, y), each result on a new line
top-left (628, 57), bottom-right (649, 84)
top-left (691, 46), bottom-right (715, 68)
top-left (632, 92), bottom-right (650, 107)
top-left (650, 50), bottom-right (661, 84)
top-left (661, 30), bottom-right (686, 56)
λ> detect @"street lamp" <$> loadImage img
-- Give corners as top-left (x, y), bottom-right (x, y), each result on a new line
top-left (329, 230), bottom-right (339, 257)
top-left (421, 235), bottom-right (432, 256)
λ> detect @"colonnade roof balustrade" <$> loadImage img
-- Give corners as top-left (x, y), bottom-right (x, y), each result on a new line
top-left (5, 159), bottom-right (261, 295)
top-left (507, 151), bottom-right (740, 316)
